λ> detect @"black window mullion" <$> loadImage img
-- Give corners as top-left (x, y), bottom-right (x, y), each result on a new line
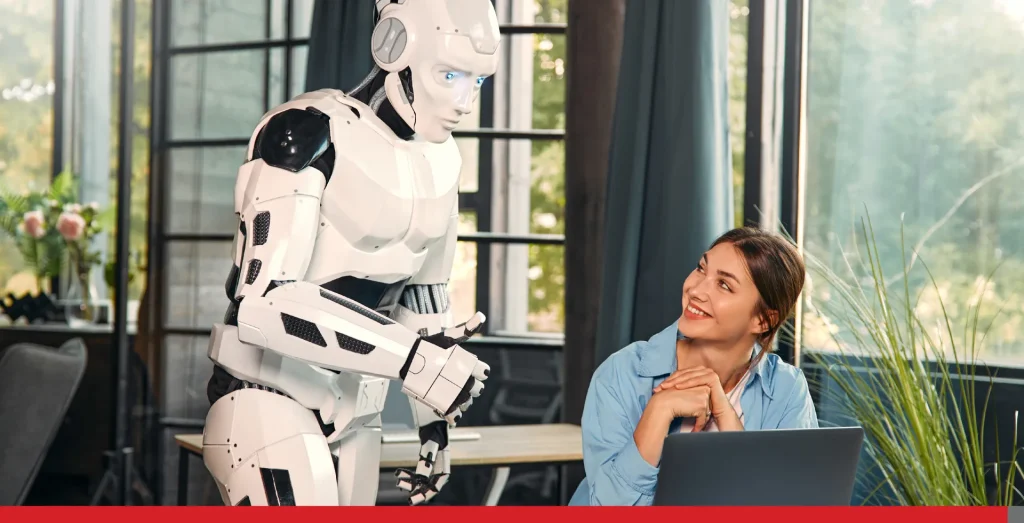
top-left (169, 38), bottom-right (305, 55)
top-left (284, 0), bottom-right (293, 100)
top-left (262, 0), bottom-right (272, 111)
top-left (165, 24), bottom-right (567, 56)
top-left (475, 73), bottom-right (495, 335)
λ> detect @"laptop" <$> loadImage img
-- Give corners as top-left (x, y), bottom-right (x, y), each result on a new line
top-left (652, 426), bottom-right (864, 506)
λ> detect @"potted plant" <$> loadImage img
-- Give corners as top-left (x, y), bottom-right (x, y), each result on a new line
top-left (798, 213), bottom-right (1021, 505)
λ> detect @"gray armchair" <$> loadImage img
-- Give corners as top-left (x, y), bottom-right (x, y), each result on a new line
top-left (0, 338), bottom-right (88, 505)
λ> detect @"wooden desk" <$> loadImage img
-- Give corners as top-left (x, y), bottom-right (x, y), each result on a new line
top-left (174, 423), bottom-right (582, 506)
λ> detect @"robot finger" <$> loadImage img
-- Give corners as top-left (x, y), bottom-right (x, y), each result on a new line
top-left (463, 312), bottom-right (486, 334)
top-left (470, 378), bottom-right (485, 397)
top-left (432, 473), bottom-right (450, 495)
top-left (459, 396), bottom-right (474, 412)
top-left (444, 411), bottom-right (463, 426)
top-left (421, 486), bottom-right (441, 503)
top-left (472, 361), bottom-right (490, 381)
top-left (435, 448), bottom-right (451, 477)
top-left (416, 454), bottom-right (435, 477)
top-left (397, 478), bottom-right (415, 492)
top-left (409, 491), bottom-right (428, 505)
top-left (420, 439), bottom-right (440, 458)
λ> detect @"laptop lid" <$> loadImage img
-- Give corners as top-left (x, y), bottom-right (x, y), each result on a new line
top-left (652, 426), bottom-right (864, 506)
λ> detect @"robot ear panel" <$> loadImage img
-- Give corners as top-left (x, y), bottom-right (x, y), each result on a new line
top-left (371, 16), bottom-right (411, 72)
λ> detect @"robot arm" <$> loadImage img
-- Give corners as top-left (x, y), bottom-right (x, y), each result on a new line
top-left (391, 204), bottom-right (486, 504)
top-left (221, 106), bottom-right (488, 424)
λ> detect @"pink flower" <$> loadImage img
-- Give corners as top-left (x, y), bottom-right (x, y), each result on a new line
top-left (57, 211), bottom-right (85, 241)
top-left (22, 210), bottom-right (44, 239)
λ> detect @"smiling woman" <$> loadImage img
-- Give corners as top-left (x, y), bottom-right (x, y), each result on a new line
top-left (568, 227), bottom-right (818, 506)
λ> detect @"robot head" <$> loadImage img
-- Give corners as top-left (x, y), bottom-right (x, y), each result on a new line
top-left (371, 0), bottom-right (501, 143)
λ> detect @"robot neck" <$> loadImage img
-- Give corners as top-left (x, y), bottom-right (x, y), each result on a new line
top-left (350, 68), bottom-right (415, 141)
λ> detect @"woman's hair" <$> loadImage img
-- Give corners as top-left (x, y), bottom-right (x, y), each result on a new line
top-left (709, 227), bottom-right (805, 355)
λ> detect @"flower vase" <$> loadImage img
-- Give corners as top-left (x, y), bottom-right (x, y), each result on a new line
top-left (65, 269), bottom-right (99, 327)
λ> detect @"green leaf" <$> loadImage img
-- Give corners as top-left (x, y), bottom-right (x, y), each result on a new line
top-left (48, 169), bottom-right (78, 203)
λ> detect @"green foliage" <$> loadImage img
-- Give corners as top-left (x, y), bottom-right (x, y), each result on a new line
top-left (800, 212), bottom-right (1021, 505)
top-left (0, 169), bottom-right (112, 291)
top-left (525, 0), bottom-right (568, 332)
top-left (802, 0), bottom-right (1024, 365)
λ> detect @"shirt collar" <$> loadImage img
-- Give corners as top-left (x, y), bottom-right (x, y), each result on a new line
top-left (636, 321), bottom-right (774, 399)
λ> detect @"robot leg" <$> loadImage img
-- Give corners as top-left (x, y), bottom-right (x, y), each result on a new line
top-left (202, 388), bottom-right (339, 505)
top-left (330, 421), bottom-right (383, 505)
top-left (322, 372), bottom-right (388, 506)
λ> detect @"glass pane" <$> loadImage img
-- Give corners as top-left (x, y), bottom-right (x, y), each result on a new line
top-left (170, 50), bottom-right (266, 140)
top-left (456, 138), bottom-right (480, 193)
top-left (0, 0), bottom-right (55, 292)
top-left (162, 335), bottom-right (215, 419)
top-left (450, 211), bottom-right (478, 325)
top-left (170, 0), bottom-right (268, 47)
top-left (165, 241), bottom-right (234, 329)
top-left (268, 47), bottom-right (285, 107)
top-left (166, 146), bottom-right (244, 236)
top-left (291, 0), bottom-right (315, 39)
top-left (531, 33), bottom-right (565, 131)
top-left (478, 136), bottom-right (565, 335)
top-left (532, 0), bottom-right (566, 24)
top-left (492, 34), bottom-right (566, 133)
top-left (801, 0), bottom-right (1024, 366)
top-left (270, 0), bottom-right (287, 39)
top-left (728, 0), bottom-right (748, 227)
top-left (527, 244), bottom-right (563, 333)
top-left (529, 139), bottom-right (563, 235)
top-left (290, 45), bottom-right (308, 99)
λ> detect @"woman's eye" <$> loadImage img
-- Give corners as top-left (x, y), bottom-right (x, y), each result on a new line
top-left (696, 264), bottom-right (705, 273)
top-left (719, 280), bottom-right (731, 291)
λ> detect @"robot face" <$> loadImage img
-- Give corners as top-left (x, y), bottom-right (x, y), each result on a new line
top-left (398, 0), bottom-right (501, 143)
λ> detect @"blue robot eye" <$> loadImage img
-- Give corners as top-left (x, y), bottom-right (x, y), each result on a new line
top-left (476, 76), bottom-right (486, 86)
top-left (445, 72), bottom-right (456, 81)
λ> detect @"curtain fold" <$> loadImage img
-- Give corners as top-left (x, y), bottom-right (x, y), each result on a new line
top-left (594, 0), bottom-right (734, 365)
top-left (303, 0), bottom-right (376, 93)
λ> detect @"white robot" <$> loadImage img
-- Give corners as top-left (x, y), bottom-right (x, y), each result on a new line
top-left (200, 0), bottom-right (501, 506)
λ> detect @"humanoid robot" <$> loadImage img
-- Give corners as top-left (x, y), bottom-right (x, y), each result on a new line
top-left (201, 0), bottom-right (501, 506)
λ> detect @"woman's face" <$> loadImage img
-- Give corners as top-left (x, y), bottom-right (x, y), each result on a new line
top-left (678, 242), bottom-right (767, 345)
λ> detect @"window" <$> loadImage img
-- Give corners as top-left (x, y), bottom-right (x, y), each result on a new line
top-left (729, 0), bottom-right (749, 228)
top-left (799, 0), bottom-right (1024, 367)
top-left (451, 0), bottom-right (568, 337)
top-left (153, 0), bottom-right (314, 503)
top-left (0, 0), bottom-right (54, 292)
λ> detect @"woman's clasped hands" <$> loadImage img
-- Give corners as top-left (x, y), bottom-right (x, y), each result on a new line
top-left (650, 366), bottom-right (744, 432)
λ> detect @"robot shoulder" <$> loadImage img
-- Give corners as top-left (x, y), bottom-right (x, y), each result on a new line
top-left (253, 106), bottom-right (335, 181)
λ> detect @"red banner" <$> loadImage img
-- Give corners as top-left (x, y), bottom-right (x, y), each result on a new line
top-left (0, 506), bottom-right (1010, 523)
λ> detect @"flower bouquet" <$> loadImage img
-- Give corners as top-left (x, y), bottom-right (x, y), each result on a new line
top-left (0, 171), bottom-right (113, 323)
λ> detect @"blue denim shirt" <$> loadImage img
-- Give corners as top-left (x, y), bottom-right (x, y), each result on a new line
top-left (568, 321), bottom-right (819, 506)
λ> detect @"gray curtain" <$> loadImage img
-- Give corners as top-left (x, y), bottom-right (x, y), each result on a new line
top-left (594, 0), bottom-right (734, 365)
top-left (304, 0), bottom-right (377, 92)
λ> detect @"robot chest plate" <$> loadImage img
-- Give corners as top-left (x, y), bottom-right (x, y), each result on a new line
top-left (304, 135), bottom-right (461, 282)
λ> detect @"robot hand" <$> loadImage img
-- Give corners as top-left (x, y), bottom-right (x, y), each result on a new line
top-left (396, 420), bottom-right (450, 504)
top-left (401, 312), bottom-right (490, 425)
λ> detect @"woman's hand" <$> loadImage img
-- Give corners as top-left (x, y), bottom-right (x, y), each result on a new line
top-left (633, 384), bottom-right (713, 465)
top-left (653, 367), bottom-right (744, 431)
top-left (648, 385), bottom-right (712, 432)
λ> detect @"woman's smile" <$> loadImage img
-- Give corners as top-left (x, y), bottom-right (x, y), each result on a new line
top-left (684, 301), bottom-right (713, 320)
